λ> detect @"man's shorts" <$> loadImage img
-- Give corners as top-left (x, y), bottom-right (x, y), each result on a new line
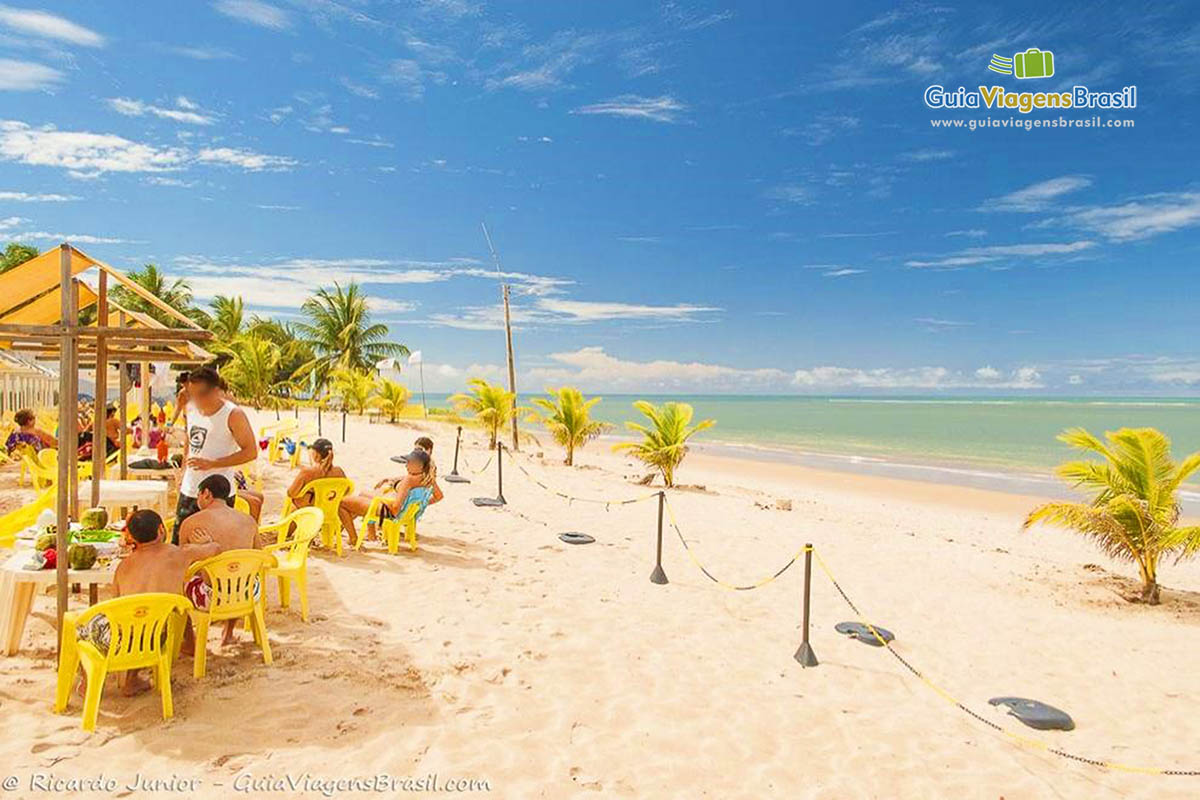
top-left (76, 615), bottom-right (111, 654)
top-left (184, 574), bottom-right (261, 611)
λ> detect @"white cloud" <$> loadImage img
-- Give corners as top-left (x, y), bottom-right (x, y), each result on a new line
top-left (340, 78), bottom-right (379, 99)
top-left (902, 148), bottom-right (955, 162)
top-left (213, 0), bottom-right (290, 30)
top-left (0, 190), bottom-right (78, 202)
top-left (0, 120), bottom-right (296, 177)
top-left (528, 347), bottom-right (788, 392)
top-left (0, 5), bottom-right (104, 46)
top-left (535, 298), bottom-right (718, 322)
top-left (157, 44), bottom-right (239, 61)
top-left (0, 58), bottom-right (63, 90)
top-left (1056, 192), bottom-right (1200, 242)
top-left (792, 365), bottom-right (1042, 390)
top-left (782, 114), bottom-right (859, 146)
top-left (195, 147), bottom-right (296, 171)
top-left (106, 97), bottom-right (218, 126)
top-left (906, 240), bottom-right (1095, 269)
top-left (572, 95), bottom-right (687, 123)
top-left (944, 228), bottom-right (986, 238)
top-left (822, 268), bottom-right (865, 277)
top-left (384, 59), bottom-right (446, 101)
top-left (764, 184), bottom-right (812, 205)
top-left (979, 175), bottom-right (1092, 212)
top-left (10, 230), bottom-right (138, 244)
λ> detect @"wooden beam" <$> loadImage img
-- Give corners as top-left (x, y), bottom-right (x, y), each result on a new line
top-left (95, 262), bottom-right (203, 330)
top-left (54, 246), bottom-right (72, 641)
top-left (0, 323), bottom-right (212, 342)
top-left (118, 311), bottom-right (129, 480)
top-left (90, 270), bottom-right (108, 507)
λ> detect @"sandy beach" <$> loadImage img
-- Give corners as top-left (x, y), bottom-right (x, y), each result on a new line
top-left (1, 409), bottom-right (1198, 799)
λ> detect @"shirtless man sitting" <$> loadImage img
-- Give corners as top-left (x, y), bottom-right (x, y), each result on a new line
top-left (79, 509), bottom-right (220, 696)
top-left (176, 474), bottom-right (259, 648)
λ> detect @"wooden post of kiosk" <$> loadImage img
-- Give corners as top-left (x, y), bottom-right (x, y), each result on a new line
top-left (90, 271), bottom-right (108, 507)
top-left (140, 361), bottom-right (151, 462)
top-left (67, 280), bottom-right (80, 519)
top-left (117, 311), bottom-right (129, 480)
top-left (54, 247), bottom-right (75, 633)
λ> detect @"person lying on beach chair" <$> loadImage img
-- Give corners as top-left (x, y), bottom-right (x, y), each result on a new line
top-left (83, 510), bottom-right (221, 696)
top-left (340, 448), bottom-right (443, 545)
top-left (373, 436), bottom-right (438, 491)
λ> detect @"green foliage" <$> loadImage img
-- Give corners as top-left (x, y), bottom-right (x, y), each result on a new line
top-left (219, 333), bottom-right (283, 409)
top-left (110, 264), bottom-right (209, 328)
top-left (330, 368), bottom-right (377, 415)
top-left (450, 378), bottom-right (515, 449)
top-left (0, 242), bottom-right (38, 273)
top-left (1024, 427), bottom-right (1200, 604)
top-left (612, 401), bottom-right (714, 488)
top-left (528, 387), bottom-right (610, 466)
top-left (372, 378), bottom-right (411, 422)
top-left (208, 295), bottom-right (245, 344)
top-left (295, 282), bottom-right (407, 382)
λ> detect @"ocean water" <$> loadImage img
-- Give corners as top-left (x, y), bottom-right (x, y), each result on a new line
top-left (588, 395), bottom-right (1200, 500)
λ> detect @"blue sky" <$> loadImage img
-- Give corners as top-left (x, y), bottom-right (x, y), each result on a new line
top-left (1, 1), bottom-right (1199, 394)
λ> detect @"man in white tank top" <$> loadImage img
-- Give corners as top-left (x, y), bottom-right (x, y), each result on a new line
top-left (174, 366), bottom-right (257, 541)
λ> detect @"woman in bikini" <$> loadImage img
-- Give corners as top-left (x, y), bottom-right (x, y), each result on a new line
top-left (285, 438), bottom-right (345, 508)
top-left (339, 448), bottom-right (442, 545)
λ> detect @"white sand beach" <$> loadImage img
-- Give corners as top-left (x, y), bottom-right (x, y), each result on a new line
top-left (1, 410), bottom-right (1198, 799)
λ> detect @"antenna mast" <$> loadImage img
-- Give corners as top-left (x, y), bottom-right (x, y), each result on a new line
top-left (482, 222), bottom-right (519, 452)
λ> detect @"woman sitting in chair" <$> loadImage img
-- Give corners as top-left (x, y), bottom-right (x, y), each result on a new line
top-left (339, 448), bottom-right (442, 544)
top-left (5, 408), bottom-right (56, 455)
top-left (285, 438), bottom-right (345, 509)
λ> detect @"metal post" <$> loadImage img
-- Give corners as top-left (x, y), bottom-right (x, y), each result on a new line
top-left (471, 442), bottom-right (506, 506)
top-left (445, 425), bottom-right (469, 483)
top-left (419, 361), bottom-right (428, 419)
top-left (650, 491), bottom-right (668, 584)
top-left (793, 545), bottom-right (818, 667)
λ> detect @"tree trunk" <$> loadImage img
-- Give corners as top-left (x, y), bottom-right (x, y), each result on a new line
top-left (1139, 560), bottom-right (1161, 605)
top-left (565, 443), bottom-right (573, 467)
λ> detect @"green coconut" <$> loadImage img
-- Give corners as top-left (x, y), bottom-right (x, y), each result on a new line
top-left (79, 507), bottom-right (109, 530)
top-left (67, 543), bottom-right (98, 571)
top-left (34, 531), bottom-right (59, 552)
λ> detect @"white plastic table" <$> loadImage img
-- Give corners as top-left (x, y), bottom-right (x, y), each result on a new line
top-left (0, 549), bottom-right (116, 656)
top-left (77, 479), bottom-right (170, 517)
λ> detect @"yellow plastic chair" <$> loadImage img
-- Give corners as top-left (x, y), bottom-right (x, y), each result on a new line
top-left (357, 487), bottom-right (433, 554)
top-left (0, 486), bottom-right (54, 548)
top-left (287, 427), bottom-right (320, 468)
top-left (54, 592), bottom-right (190, 732)
top-left (185, 549), bottom-right (277, 678)
top-left (263, 419), bottom-right (300, 464)
top-left (259, 507), bottom-right (323, 621)
top-left (282, 478), bottom-right (354, 557)
top-left (232, 494), bottom-right (252, 515)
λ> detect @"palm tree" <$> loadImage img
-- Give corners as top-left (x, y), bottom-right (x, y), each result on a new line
top-left (528, 387), bottom-right (611, 466)
top-left (450, 378), bottom-right (515, 449)
top-left (1024, 427), bottom-right (1200, 604)
top-left (613, 401), bottom-right (715, 488)
top-left (0, 242), bottom-right (38, 273)
top-left (209, 295), bottom-right (245, 344)
top-left (330, 368), bottom-right (377, 415)
top-left (110, 264), bottom-right (208, 327)
top-left (373, 379), bottom-right (411, 422)
top-left (295, 282), bottom-right (407, 380)
top-left (220, 333), bottom-right (281, 409)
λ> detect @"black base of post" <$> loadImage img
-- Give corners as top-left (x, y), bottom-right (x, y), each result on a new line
top-left (793, 641), bottom-right (818, 667)
top-left (472, 496), bottom-right (505, 507)
top-left (445, 473), bottom-right (470, 484)
top-left (649, 564), bottom-right (668, 585)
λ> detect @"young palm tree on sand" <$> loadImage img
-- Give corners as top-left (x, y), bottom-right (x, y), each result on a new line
top-left (529, 387), bottom-right (610, 466)
top-left (450, 379), bottom-right (515, 450)
top-left (1024, 426), bottom-right (1200, 604)
top-left (613, 401), bottom-right (714, 488)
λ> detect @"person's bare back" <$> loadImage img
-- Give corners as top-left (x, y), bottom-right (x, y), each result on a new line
top-left (178, 503), bottom-right (258, 552)
top-left (114, 541), bottom-right (220, 596)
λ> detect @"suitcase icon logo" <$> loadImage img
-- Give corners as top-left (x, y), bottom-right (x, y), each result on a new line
top-left (988, 48), bottom-right (1055, 79)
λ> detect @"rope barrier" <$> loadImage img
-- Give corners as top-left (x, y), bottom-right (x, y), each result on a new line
top-left (507, 455), bottom-right (658, 508)
top-left (661, 496), bottom-right (809, 591)
top-left (458, 448), bottom-right (493, 477)
top-left (810, 548), bottom-right (1200, 776)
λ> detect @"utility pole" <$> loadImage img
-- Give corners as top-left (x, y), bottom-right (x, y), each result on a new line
top-left (483, 222), bottom-right (519, 452)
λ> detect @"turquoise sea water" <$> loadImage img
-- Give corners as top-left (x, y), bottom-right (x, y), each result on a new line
top-left (588, 396), bottom-right (1200, 496)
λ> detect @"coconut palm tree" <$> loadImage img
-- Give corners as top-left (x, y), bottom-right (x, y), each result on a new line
top-left (330, 368), bottom-right (377, 415)
top-left (110, 263), bottom-right (208, 327)
top-left (528, 387), bottom-right (611, 466)
top-left (208, 295), bottom-right (245, 344)
top-left (295, 282), bottom-right (407, 380)
top-left (1024, 427), bottom-right (1200, 604)
top-left (450, 378), bottom-right (515, 449)
top-left (613, 401), bottom-right (714, 488)
top-left (220, 333), bottom-right (280, 409)
top-left (373, 378), bottom-right (411, 422)
top-left (0, 242), bottom-right (38, 273)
